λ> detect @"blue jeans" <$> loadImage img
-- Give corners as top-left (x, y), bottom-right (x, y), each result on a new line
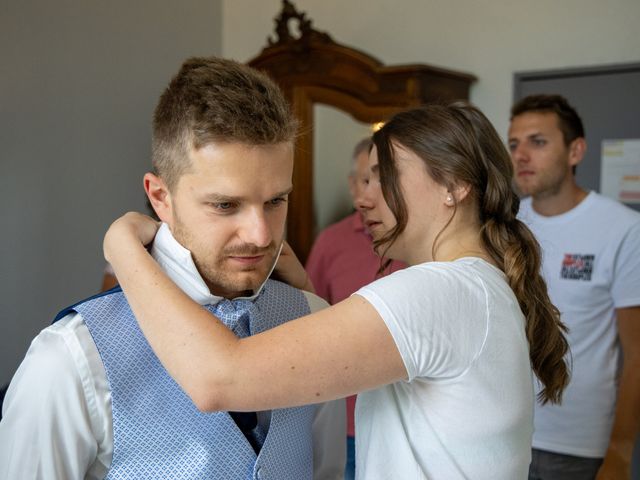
top-left (345, 435), bottom-right (355, 480)
top-left (528, 448), bottom-right (603, 480)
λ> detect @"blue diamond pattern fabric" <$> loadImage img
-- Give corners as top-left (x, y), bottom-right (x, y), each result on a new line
top-left (64, 279), bottom-right (316, 479)
top-left (211, 299), bottom-right (265, 453)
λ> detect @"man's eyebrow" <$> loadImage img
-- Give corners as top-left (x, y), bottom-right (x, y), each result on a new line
top-left (200, 187), bottom-right (293, 203)
top-left (201, 192), bottom-right (240, 203)
top-left (273, 187), bottom-right (293, 198)
top-left (508, 131), bottom-right (544, 142)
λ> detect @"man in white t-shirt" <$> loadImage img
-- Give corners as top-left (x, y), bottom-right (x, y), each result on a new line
top-left (508, 94), bottom-right (640, 480)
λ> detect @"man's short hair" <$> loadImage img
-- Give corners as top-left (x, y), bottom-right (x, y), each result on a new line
top-left (152, 56), bottom-right (297, 190)
top-left (352, 137), bottom-right (373, 160)
top-left (510, 94), bottom-right (585, 146)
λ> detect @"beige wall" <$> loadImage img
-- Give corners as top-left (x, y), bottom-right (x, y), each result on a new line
top-left (222, 0), bottom-right (640, 231)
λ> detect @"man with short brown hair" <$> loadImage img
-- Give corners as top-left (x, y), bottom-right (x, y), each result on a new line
top-left (0, 56), bottom-right (345, 479)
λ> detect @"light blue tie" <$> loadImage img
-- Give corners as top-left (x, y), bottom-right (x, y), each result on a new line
top-left (212, 298), bottom-right (255, 337)
top-left (208, 299), bottom-right (267, 452)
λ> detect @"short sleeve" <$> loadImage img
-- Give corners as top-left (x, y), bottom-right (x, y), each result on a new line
top-left (612, 220), bottom-right (640, 309)
top-left (355, 265), bottom-right (488, 382)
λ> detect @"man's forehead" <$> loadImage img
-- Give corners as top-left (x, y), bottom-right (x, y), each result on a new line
top-left (198, 185), bottom-right (293, 200)
top-left (192, 140), bottom-right (293, 157)
top-left (191, 140), bottom-right (291, 166)
top-left (510, 112), bottom-right (562, 136)
top-left (353, 150), bottom-right (370, 174)
top-left (176, 141), bottom-right (293, 195)
top-left (366, 146), bottom-right (380, 172)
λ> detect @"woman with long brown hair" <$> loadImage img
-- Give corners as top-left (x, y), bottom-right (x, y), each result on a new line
top-left (104, 102), bottom-right (569, 479)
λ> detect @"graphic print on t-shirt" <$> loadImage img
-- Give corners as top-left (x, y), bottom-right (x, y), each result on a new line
top-left (561, 254), bottom-right (595, 281)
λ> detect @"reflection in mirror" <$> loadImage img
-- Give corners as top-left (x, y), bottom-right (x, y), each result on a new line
top-left (248, 1), bottom-right (474, 261)
top-left (313, 104), bottom-right (373, 236)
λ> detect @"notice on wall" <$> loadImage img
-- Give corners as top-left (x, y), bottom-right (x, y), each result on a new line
top-left (601, 139), bottom-right (640, 204)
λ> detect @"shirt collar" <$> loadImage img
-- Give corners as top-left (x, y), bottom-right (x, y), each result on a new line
top-left (150, 223), bottom-right (273, 306)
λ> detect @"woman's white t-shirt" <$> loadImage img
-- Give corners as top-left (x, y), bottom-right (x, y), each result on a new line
top-left (354, 258), bottom-right (534, 480)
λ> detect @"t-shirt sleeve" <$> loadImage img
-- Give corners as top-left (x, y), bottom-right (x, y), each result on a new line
top-left (612, 220), bottom-right (640, 309)
top-left (355, 266), bottom-right (488, 382)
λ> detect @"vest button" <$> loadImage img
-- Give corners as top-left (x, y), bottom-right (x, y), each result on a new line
top-left (256, 466), bottom-right (263, 479)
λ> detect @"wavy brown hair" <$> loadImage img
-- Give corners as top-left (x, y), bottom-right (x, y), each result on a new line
top-left (372, 102), bottom-right (570, 404)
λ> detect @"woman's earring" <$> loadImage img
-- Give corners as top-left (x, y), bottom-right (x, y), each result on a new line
top-left (446, 195), bottom-right (453, 205)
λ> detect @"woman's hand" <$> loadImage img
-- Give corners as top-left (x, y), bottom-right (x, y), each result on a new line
top-left (104, 212), bottom-right (160, 264)
top-left (272, 241), bottom-right (315, 293)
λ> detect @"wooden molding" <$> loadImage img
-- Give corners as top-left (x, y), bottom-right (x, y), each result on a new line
top-left (249, 0), bottom-right (476, 262)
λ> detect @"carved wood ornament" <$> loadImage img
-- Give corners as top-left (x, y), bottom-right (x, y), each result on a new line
top-left (249, 0), bottom-right (476, 262)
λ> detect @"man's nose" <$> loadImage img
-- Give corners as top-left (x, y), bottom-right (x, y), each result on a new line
top-left (355, 183), bottom-right (375, 212)
top-left (511, 144), bottom-right (529, 164)
top-left (239, 209), bottom-right (272, 248)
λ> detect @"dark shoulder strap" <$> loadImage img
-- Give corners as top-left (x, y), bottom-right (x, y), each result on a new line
top-left (52, 285), bottom-right (123, 323)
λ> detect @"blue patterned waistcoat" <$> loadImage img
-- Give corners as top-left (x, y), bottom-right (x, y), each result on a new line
top-left (54, 280), bottom-right (315, 480)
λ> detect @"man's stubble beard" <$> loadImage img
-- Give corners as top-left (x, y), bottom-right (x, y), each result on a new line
top-left (197, 246), bottom-right (279, 296)
top-left (524, 167), bottom-right (569, 201)
top-left (172, 217), bottom-right (279, 297)
top-left (516, 149), bottom-right (573, 200)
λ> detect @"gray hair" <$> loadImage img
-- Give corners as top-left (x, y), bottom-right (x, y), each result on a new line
top-left (350, 137), bottom-right (373, 175)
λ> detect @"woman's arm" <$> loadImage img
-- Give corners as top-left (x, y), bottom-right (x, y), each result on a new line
top-left (104, 213), bottom-right (407, 412)
top-left (271, 241), bottom-right (316, 293)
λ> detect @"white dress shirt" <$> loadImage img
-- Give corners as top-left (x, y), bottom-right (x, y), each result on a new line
top-left (0, 224), bottom-right (345, 480)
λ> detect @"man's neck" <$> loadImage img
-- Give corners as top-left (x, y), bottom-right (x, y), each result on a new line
top-left (210, 287), bottom-right (255, 300)
top-left (531, 182), bottom-right (588, 217)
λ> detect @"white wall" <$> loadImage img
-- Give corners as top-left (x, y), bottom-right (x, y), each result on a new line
top-left (223, 0), bottom-right (640, 136)
top-left (221, 0), bottom-right (640, 230)
top-left (0, 0), bottom-right (222, 385)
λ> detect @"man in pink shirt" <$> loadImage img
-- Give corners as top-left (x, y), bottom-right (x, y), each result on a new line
top-left (305, 138), bottom-right (405, 479)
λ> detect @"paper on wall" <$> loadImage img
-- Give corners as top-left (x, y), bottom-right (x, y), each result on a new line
top-left (600, 139), bottom-right (640, 204)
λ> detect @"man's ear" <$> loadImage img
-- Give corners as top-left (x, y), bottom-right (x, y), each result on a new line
top-left (144, 172), bottom-right (173, 224)
top-left (568, 137), bottom-right (587, 168)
